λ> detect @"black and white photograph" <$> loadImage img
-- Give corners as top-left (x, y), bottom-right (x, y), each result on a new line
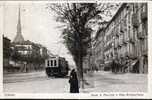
top-left (0, 0), bottom-right (151, 99)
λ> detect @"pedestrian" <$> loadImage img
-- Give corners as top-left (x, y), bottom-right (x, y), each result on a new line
top-left (115, 58), bottom-right (119, 73)
top-left (120, 57), bottom-right (124, 73)
top-left (111, 59), bottom-right (115, 73)
top-left (69, 69), bottom-right (79, 93)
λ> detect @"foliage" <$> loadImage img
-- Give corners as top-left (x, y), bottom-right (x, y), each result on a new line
top-left (47, 3), bottom-right (120, 84)
top-left (11, 46), bottom-right (48, 65)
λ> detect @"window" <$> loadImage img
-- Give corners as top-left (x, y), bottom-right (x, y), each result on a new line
top-left (145, 38), bottom-right (148, 52)
top-left (143, 21), bottom-right (147, 36)
top-left (51, 60), bottom-right (53, 66)
top-left (54, 60), bottom-right (56, 66)
top-left (47, 60), bottom-right (49, 66)
top-left (24, 51), bottom-right (28, 55)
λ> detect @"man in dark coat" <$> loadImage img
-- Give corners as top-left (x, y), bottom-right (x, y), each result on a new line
top-left (69, 69), bottom-right (79, 93)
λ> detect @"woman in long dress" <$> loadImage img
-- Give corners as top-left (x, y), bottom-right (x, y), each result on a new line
top-left (69, 69), bottom-right (79, 93)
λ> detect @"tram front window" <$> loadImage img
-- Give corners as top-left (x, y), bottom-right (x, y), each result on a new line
top-left (54, 60), bottom-right (56, 67)
top-left (47, 60), bottom-right (49, 66)
top-left (51, 60), bottom-right (53, 66)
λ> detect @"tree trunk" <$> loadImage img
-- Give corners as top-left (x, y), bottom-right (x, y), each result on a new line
top-left (80, 55), bottom-right (84, 89)
top-left (76, 52), bottom-right (84, 89)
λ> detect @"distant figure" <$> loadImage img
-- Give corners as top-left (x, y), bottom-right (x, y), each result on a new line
top-left (69, 69), bottom-right (79, 93)
top-left (114, 58), bottom-right (119, 73)
top-left (111, 59), bottom-right (116, 73)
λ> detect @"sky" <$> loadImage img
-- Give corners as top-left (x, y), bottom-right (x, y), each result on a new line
top-left (2, 2), bottom-right (119, 67)
top-left (3, 2), bottom-right (76, 66)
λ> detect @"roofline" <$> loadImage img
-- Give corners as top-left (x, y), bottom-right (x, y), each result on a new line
top-left (94, 21), bottom-right (109, 39)
top-left (104, 3), bottom-right (127, 33)
top-left (3, 35), bottom-right (11, 41)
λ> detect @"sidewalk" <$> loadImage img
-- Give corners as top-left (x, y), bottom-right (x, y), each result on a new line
top-left (80, 71), bottom-right (148, 93)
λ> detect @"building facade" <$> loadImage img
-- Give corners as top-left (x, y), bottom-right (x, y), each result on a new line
top-left (39, 44), bottom-right (48, 58)
top-left (93, 22), bottom-right (108, 70)
top-left (103, 3), bottom-right (148, 73)
top-left (83, 22), bottom-right (108, 72)
top-left (12, 41), bottom-right (40, 57)
top-left (6, 6), bottom-right (49, 73)
top-left (3, 35), bottom-right (11, 73)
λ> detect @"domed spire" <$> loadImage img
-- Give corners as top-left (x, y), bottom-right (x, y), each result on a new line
top-left (13, 5), bottom-right (24, 43)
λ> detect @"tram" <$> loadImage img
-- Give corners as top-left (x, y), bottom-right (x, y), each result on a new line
top-left (45, 56), bottom-right (69, 77)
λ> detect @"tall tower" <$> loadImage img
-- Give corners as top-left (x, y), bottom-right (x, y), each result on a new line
top-left (13, 5), bottom-right (24, 43)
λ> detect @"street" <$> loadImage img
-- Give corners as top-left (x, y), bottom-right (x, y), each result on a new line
top-left (3, 70), bottom-right (147, 93)
top-left (4, 71), bottom-right (70, 93)
top-left (2, 3), bottom-right (149, 99)
top-left (81, 71), bottom-right (147, 93)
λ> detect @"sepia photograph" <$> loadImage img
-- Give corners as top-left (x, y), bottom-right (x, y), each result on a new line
top-left (0, 1), bottom-right (150, 99)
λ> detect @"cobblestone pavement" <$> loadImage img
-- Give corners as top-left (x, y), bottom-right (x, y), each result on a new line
top-left (80, 71), bottom-right (148, 93)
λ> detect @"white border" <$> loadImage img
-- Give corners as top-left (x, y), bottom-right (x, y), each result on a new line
top-left (0, 0), bottom-right (152, 99)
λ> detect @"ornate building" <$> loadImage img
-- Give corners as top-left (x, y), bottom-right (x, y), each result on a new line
top-left (13, 7), bottom-right (24, 43)
top-left (10, 6), bottom-right (48, 72)
top-left (103, 3), bottom-right (148, 73)
top-left (3, 35), bottom-right (11, 73)
top-left (92, 21), bottom-right (108, 70)
top-left (12, 6), bottom-right (40, 57)
top-left (83, 22), bottom-right (108, 72)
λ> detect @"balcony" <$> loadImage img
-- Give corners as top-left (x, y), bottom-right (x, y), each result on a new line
top-left (114, 43), bottom-right (117, 49)
top-left (137, 32), bottom-right (145, 39)
top-left (115, 41), bottom-right (119, 48)
top-left (126, 5), bottom-right (130, 10)
top-left (123, 39), bottom-right (127, 45)
top-left (132, 13), bottom-right (139, 28)
top-left (120, 26), bottom-right (125, 33)
top-left (122, 36), bottom-right (127, 45)
top-left (141, 11), bottom-right (147, 21)
top-left (125, 52), bottom-right (129, 57)
top-left (142, 49), bottom-right (147, 57)
top-left (126, 36), bottom-right (130, 42)
top-left (129, 38), bottom-right (135, 44)
top-left (128, 53), bottom-right (137, 60)
top-left (118, 43), bottom-right (122, 47)
top-left (120, 40), bottom-right (123, 46)
top-left (115, 33), bottom-right (119, 38)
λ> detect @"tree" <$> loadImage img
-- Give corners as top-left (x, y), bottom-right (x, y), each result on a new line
top-left (47, 3), bottom-right (120, 88)
top-left (11, 46), bottom-right (22, 63)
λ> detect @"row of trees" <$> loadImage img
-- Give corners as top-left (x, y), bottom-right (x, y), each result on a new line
top-left (47, 3), bottom-right (120, 88)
